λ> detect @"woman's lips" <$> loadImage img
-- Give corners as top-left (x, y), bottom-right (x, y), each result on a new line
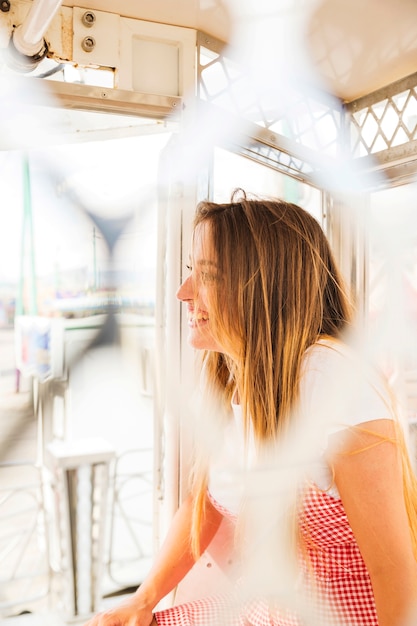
top-left (188, 309), bottom-right (209, 327)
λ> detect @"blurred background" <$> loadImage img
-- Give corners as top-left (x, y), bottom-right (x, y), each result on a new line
top-left (0, 0), bottom-right (417, 624)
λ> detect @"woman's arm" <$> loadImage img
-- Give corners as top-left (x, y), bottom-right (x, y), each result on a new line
top-left (83, 491), bottom-right (224, 626)
top-left (330, 418), bottom-right (417, 626)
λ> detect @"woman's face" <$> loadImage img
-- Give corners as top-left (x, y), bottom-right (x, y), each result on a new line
top-left (176, 222), bottom-right (225, 353)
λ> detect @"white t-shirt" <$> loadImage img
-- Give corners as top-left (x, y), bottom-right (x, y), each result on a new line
top-left (208, 338), bottom-right (395, 514)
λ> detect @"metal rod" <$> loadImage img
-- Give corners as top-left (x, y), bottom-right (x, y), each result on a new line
top-left (13, 0), bottom-right (63, 55)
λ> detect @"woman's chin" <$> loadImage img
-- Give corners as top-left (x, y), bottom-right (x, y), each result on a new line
top-left (187, 331), bottom-right (221, 352)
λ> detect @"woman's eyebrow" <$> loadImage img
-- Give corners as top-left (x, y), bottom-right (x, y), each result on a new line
top-left (197, 259), bottom-right (217, 268)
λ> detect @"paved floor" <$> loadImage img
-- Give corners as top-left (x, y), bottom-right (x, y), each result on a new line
top-left (0, 330), bottom-right (45, 622)
top-left (0, 378), bottom-right (35, 464)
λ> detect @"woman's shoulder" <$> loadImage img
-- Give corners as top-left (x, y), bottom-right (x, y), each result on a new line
top-left (302, 335), bottom-right (353, 372)
top-left (301, 335), bottom-right (396, 425)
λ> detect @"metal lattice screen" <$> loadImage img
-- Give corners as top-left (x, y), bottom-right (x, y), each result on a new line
top-left (197, 32), bottom-right (417, 186)
top-left (346, 72), bottom-right (417, 165)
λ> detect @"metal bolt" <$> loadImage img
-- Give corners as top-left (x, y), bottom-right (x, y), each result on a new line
top-left (82, 11), bottom-right (96, 27)
top-left (0, 0), bottom-right (10, 12)
top-left (81, 36), bottom-right (96, 52)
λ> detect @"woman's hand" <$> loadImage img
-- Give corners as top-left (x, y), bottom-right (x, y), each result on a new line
top-left (82, 595), bottom-right (156, 626)
top-left (83, 492), bottom-right (223, 626)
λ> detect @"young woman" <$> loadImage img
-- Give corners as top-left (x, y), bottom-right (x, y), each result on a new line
top-left (85, 194), bottom-right (417, 626)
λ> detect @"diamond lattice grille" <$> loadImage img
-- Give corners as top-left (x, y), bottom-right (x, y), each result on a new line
top-left (197, 35), bottom-right (345, 169)
top-left (350, 86), bottom-right (417, 156)
top-left (197, 32), bottom-right (417, 180)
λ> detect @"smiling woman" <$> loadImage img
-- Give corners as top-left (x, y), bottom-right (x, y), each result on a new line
top-left (83, 191), bottom-right (417, 626)
top-left (176, 222), bottom-right (224, 353)
top-left (1, 2), bottom-right (417, 624)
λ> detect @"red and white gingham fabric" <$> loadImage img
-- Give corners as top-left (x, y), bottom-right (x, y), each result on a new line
top-left (298, 485), bottom-right (378, 625)
top-left (154, 485), bottom-right (378, 626)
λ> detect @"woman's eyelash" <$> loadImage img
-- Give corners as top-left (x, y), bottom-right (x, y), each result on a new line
top-left (201, 272), bottom-right (216, 282)
top-left (185, 264), bottom-right (217, 282)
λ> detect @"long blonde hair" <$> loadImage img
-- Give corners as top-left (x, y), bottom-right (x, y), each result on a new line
top-left (188, 193), bottom-right (417, 559)
top-left (189, 193), bottom-right (353, 555)
top-left (195, 194), bottom-right (352, 437)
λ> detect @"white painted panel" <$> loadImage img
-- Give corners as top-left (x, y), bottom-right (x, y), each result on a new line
top-left (118, 17), bottom-right (196, 96)
top-left (132, 37), bottom-right (179, 96)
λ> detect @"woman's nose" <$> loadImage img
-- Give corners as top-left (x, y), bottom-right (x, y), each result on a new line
top-left (176, 274), bottom-right (193, 301)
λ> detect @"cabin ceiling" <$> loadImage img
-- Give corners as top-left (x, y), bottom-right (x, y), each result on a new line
top-left (305, 0), bottom-right (417, 102)
top-left (61, 0), bottom-right (417, 103)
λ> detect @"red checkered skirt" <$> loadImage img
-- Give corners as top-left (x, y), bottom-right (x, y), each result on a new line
top-left (154, 486), bottom-right (378, 626)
